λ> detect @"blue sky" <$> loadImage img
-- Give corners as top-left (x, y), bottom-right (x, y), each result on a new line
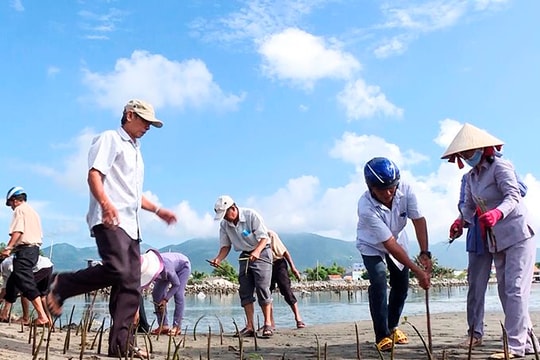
top-left (1, 0), bottom-right (539, 252)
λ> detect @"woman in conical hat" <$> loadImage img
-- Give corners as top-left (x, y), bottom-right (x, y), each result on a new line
top-left (441, 123), bottom-right (504, 169)
top-left (443, 123), bottom-right (537, 359)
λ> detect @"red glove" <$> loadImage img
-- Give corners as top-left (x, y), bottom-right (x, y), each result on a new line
top-left (478, 208), bottom-right (502, 228)
top-left (449, 218), bottom-right (463, 239)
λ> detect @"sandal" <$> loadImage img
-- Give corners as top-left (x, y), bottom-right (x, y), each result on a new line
top-left (150, 327), bottom-right (169, 335)
top-left (376, 337), bottom-right (394, 352)
top-left (261, 324), bottom-right (273, 338)
top-left (459, 336), bottom-right (482, 348)
top-left (130, 346), bottom-right (152, 359)
top-left (233, 327), bottom-right (255, 337)
top-left (489, 353), bottom-right (522, 359)
top-left (296, 320), bottom-right (306, 329)
top-left (392, 328), bottom-right (409, 344)
top-left (168, 326), bottom-right (181, 336)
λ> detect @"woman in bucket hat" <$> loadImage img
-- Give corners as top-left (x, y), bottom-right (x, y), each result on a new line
top-left (443, 123), bottom-right (537, 359)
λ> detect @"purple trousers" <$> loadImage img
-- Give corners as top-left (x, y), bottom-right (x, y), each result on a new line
top-left (493, 237), bottom-right (537, 356)
top-left (466, 251), bottom-right (492, 338)
top-left (152, 254), bottom-right (191, 328)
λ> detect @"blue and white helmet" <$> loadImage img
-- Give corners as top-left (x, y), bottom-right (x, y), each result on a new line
top-left (5, 186), bottom-right (25, 206)
top-left (364, 157), bottom-right (400, 189)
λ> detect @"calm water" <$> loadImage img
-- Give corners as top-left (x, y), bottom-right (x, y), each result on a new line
top-left (31, 283), bottom-right (540, 333)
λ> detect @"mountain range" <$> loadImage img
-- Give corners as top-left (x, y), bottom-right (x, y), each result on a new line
top-left (41, 233), bottom-right (540, 273)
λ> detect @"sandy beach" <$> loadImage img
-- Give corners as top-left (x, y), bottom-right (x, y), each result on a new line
top-left (0, 311), bottom-right (539, 359)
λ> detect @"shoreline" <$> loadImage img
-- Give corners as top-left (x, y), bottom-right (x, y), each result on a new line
top-left (183, 277), bottom-right (488, 295)
top-left (0, 310), bottom-right (538, 359)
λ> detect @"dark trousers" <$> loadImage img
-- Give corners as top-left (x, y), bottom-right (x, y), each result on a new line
top-left (270, 259), bottom-right (297, 306)
top-left (137, 295), bottom-right (150, 333)
top-left (5, 246), bottom-right (40, 303)
top-left (35, 267), bottom-right (53, 296)
top-left (362, 254), bottom-right (409, 343)
top-left (55, 225), bottom-right (141, 356)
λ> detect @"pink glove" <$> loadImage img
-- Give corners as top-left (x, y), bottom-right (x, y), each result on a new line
top-left (479, 208), bottom-right (503, 228)
top-left (449, 218), bottom-right (463, 239)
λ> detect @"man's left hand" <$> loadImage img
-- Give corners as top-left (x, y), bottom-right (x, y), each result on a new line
top-left (156, 208), bottom-right (178, 225)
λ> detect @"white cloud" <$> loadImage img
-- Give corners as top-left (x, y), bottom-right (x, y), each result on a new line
top-left (336, 79), bottom-right (403, 120)
top-left (380, 1), bottom-right (467, 32)
top-left (78, 8), bottom-right (126, 40)
top-left (473, 0), bottom-right (511, 11)
top-left (10, 0), bottom-right (24, 11)
top-left (372, 0), bottom-right (510, 58)
top-left (190, 0), bottom-right (330, 45)
top-left (434, 118), bottom-right (463, 149)
top-left (258, 28), bottom-right (361, 89)
top-left (47, 66), bottom-right (60, 78)
top-left (28, 128), bottom-right (97, 195)
top-left (81, 50), bottom-right (245, 113)
top-left (373, 34), bottom-right (411, 59)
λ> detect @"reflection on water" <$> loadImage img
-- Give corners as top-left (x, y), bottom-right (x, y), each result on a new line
top-left (30, 283), bottom-right (540, 333)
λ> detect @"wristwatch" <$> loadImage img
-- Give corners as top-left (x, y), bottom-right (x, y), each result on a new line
top-left (419, 250), bottom-right (432, 259)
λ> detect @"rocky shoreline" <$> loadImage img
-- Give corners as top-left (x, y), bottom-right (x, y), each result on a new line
top-left (183, 277), bottom-right (487, 296)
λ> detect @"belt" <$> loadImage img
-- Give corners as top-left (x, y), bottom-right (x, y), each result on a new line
top-left (240, 245), bottom-right (270, 257)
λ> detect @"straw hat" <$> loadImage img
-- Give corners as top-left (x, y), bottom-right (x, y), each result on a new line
top-left (140, 249), bottom-right (164, 289)
top-left (441, 123), bottom-right (504, 159)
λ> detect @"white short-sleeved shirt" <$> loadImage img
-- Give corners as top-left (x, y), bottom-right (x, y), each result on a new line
top-left (356, 182), bottom-right (422, 258)
top-left (1, 255), bottom-right (53, 289)
top-left (219, 208), bottom-right (269, 252)
top-left (86, 127), bottom-right (144, 240)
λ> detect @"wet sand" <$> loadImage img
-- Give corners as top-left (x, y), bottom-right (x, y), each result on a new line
top-left (0, 311), bottom-right (539, 359)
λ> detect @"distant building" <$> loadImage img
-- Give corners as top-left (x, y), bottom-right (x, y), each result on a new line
top-left (328, 274), bottom-right (343, 281)
top-left (533, 266), bottom-right (540, 283)
top-left (351, 262), bottom-right (364, 281)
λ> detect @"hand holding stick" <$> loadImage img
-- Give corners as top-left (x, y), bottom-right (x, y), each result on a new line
top-left (206, 259), bottom-right (225, 270)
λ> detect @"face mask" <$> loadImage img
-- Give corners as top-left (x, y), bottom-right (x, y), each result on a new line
top-left (463, 149), bottom-right (483, 167)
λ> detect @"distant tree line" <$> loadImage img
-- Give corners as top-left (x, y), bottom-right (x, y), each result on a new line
top-left (188, 255), bottom-right (467, 285)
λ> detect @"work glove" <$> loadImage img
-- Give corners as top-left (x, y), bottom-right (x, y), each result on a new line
top-left (478, 208), bottom-right (502, 228)
top-left (449, 218), bottom-right (463, 239)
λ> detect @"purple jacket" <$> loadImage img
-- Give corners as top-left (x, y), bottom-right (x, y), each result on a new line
top-left (462, 157), bottom-right (534, 252)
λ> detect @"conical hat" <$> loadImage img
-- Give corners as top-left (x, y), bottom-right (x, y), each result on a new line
top-left (441, 123), bottom-right (504, 159)
top-left (140, 249), bottom-right (164, 289)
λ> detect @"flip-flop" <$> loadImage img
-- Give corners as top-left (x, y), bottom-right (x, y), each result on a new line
top-left (150, 327), bottom-right (169, 335)
top-left (130, 346), bottom-right (152, 359)
top-left (233, 327), bottom-right (255, 337)
top-left (168, 327), bottom-right (181, 336)
top-left (296, 320), bottom-right (306, 329)
top-left (489, 352), bottom-right (522, 359)
top-left (260, 325), bottom-right (273, 338)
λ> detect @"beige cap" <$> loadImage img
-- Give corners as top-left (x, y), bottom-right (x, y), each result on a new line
top-left (124, 99), bottom-right (163, 128)
top-left (214, 195), bottom-right (235, 221)
top-left (441, 123), bottom-right (504, 159)
top-left (140, 249), bottom-right (164, 289)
